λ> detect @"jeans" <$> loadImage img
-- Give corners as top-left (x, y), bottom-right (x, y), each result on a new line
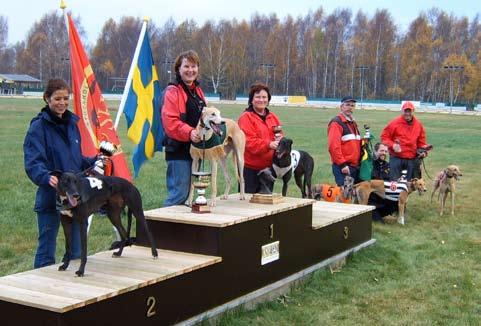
top-left (34, 210), bottom-right (81, 268)
top-left (332, 164), bottom-right (359, 186)
top-left (163, 159), bottom-right (192, 207)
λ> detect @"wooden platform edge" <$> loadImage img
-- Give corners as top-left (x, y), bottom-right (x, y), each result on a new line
top-left (177, 238), bottom-right (377, 326)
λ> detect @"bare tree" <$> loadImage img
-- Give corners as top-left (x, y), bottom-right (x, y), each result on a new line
top-left (15, 11), bottom-right (82, 83)
top-left (195, 20), bottom-right (233, 94)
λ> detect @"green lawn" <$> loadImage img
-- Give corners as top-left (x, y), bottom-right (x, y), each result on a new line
top-left (0, 97), bottom-right (480, 325)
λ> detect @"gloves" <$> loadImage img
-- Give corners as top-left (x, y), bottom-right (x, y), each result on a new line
top-left (92, 156), bottom-right (105, 175)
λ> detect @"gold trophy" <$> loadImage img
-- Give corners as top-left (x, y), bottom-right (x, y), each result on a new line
top-left (191, 171), bottom-right (212, 213)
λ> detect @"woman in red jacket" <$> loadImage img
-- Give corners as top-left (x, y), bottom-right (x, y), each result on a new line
top-left (161, 50), bottom-right (206, 206)
top-left (238, 83), bottom-right (283, 193)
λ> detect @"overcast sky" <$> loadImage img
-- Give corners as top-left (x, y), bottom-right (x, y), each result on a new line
top-left (3, 0), bottom-right (479, 45)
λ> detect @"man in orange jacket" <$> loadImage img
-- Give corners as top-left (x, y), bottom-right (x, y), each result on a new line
top-left (381, 101), bottom-right (429, 180)
top-left (327, 96), bottom-right (362, 186)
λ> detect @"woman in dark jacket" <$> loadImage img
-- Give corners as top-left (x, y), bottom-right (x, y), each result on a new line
top-left (24, 79), bottom-right (95, 268)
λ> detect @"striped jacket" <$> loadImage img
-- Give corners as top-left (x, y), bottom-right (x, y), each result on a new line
top-left (327, 114), bottom-right (361, 167)
top-left (383, 181), bottom-right (408, 201)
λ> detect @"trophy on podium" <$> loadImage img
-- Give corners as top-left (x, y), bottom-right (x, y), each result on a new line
top-left (191, 171), bottom-right (212, 213)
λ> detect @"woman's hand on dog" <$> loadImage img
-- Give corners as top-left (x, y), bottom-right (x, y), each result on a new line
top-left (49, 175), bottom-right (58, 188)
top-left (190, 129), bottom-right (201, 143)
top-left (269, 140), bottom-right (279, 150)
top-left (341, 166), bottom-right (350, 175)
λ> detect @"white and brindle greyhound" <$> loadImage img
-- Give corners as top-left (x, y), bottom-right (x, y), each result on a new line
top-left (188, 107), bottom-right (246, 207)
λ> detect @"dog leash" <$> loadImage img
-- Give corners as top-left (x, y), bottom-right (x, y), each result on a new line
top-left (420, 158), bottom-right (433, 180)
top-left (197, 134), bottom-right (206, 173)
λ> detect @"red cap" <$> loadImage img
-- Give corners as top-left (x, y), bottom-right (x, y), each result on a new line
top-left (402, 101), bottom-right (415, 111)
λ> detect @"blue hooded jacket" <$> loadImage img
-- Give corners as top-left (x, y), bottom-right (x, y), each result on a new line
top-left (23, 106), bottom-right (95, 212)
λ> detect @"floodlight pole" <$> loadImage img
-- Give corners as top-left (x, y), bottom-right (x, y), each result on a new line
top-left (260, 63), bottom-right (275, 85)
top-left (163, 59), bottom-right (175, 83)
top-left (355, 66), bottom-right (369, 109)
top-left (61, 57), bottom-right (70, 86)
top-left (443, 65), bottom-right (464, 114)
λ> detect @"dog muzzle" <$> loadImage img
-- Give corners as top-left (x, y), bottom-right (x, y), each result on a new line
top-left (66, 192), bottom-right (80, 207)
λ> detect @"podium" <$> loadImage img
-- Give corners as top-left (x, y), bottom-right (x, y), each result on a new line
top-left (0, 195), bottom-right (374, 325)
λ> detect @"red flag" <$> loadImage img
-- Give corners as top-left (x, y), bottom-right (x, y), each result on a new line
top-left (67, 14), bottom-right (131, 181)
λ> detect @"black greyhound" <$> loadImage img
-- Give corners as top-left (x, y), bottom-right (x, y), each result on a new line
top-left (259, 137), bottom-right (314, 198)
top-left (51, 171), bottom-right (158, 276)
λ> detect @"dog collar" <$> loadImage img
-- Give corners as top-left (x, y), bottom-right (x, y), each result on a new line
top-left (192, 124), bottom-right (227, 149)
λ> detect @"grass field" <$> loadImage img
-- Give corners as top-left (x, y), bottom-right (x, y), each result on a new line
top-left (0, 97), bottom-right (480, 325)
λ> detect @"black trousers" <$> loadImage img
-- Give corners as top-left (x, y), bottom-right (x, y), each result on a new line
top-left (243, 166), bottom-right (274, 194)
top-left (389, 156), bottom-right (422, 181)
top-left (368, 193), bottom-right (398, 221)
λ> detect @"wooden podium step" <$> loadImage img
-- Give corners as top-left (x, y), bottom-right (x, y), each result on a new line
top-left (312, 201), bottom-right (374, 229)
top-left (0, 246), bottom-right (221, 313)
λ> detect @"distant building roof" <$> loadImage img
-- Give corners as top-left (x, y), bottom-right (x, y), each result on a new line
top-left (0, 74), bottom-right (41, 83)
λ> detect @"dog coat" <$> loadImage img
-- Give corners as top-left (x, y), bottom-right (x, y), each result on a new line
top-left (191, 123), bottom-right (227, 160)
top-left (384, 181), bottom-right (408, 201)
top-left (318, 184), bottom-right (351, 203)
top-left (273, 150), bottom-right (300, 179)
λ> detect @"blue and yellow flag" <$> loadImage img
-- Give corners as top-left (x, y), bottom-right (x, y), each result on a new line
top-left (124, 32), bottom-right (163, 177)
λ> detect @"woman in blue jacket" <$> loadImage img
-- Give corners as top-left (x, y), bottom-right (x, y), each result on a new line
top-left (23, 79), bottom-right (95, 268)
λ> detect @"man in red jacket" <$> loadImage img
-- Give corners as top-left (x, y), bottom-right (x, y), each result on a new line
top-left (381, 101), bottom-right (429, 181)
top-left (327, 96), bottom-right (362, 186)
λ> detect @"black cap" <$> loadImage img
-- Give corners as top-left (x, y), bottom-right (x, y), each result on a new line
top-left (341, 96), bottom-right (357, 103)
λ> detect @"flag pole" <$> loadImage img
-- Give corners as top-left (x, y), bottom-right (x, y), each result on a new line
top-left (114, 17), bottom-right (149, 130)
top-left (60, 0), bottom-right (68, 33)
top-left (60, 0), bottom-right (70, 85)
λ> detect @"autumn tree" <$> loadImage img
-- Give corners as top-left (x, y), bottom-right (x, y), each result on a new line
top-left (15, 11), bottom-right (81, 83)
top-left (194, 20), bottom-right (233, 94)
top-left (0, 15), bottom-right (16, 73)
top-left (8, 7), bottom-right (480, 104)
top-left (91, 16), bottom-right (144, 90)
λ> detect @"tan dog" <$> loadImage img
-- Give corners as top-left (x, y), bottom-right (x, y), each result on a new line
top-left (355, 178), bottom-right (427, 225)
top-left (431, 165), bottom-right (462, 216)
top-left (188, 107), bottom-right (246, 207)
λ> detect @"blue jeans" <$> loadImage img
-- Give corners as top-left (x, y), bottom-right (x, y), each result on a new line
top-left (34, 211), bottom-right (81, 268)
top-left (163, 159), bottom-right (192, 207)
top-left (332, 164), bottom-right (359, 186)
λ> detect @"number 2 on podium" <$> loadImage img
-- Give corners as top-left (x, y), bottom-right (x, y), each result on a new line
top-left (146, 296), bottom-right (156, 317)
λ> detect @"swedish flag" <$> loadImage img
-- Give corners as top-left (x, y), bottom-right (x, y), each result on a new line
top-left (124, 33), bottom-right (163, 177)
